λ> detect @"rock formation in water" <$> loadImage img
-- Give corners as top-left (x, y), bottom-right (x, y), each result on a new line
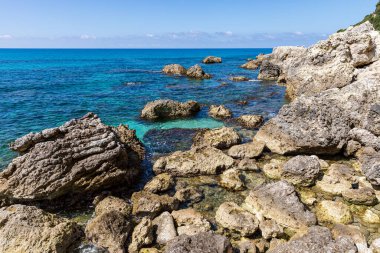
top-left (141, 99), bottom-right (200, 120)
top-left (0, 113), bottom-right (144, 206)
top-left (202, 56), bottom-right (222, 64)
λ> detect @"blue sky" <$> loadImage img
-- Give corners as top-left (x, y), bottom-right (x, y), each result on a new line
top-left (0, 0), bottom-right (377, 48)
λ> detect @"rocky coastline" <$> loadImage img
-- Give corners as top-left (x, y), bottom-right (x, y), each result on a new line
top-left (0, 22), bottom-right (379, 253)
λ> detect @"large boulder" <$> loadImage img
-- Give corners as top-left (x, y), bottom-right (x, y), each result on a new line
top-left (141, 99), bottom-right (200, 120)
top-left (128, 217), bottom-right (154, 253)
top-left (186, 64), bottom-right (212, 79)
top-left (358, 149), bottom-right (380, 186)
top-left (192, 127), bottom-right (241, 149)
top-left (254, 59), bottom-right (380, 155)
top-left (153, 211), bottom-right (177, 245)
top-left (162, 64), bottom-right (187, 76)
top-left (244, 181), bottom-right (316, 231)
top-left (203, 56), bottom-right (222, 64)
top-left (262, 22), bottom-right (380, 100)
top-left (267, 226), bottom-right (357, 253)
top-left (0, 205), bottom-right (83, 253)
top-left (153, 146), bottom-right (234, 177)
top-left (164, 232), bottom-right (233, 253)
top-left (131, 191), bottom-right (179, 217)
top-left (171, 208), bottom-right (211, 236)
top-left (227, 140), bottom-right (265, 159)
top-left (0, 113), bottom-right (144, 205)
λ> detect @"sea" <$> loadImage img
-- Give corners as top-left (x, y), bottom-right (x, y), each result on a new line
top-left (0, 48), bottom-right (287, 169)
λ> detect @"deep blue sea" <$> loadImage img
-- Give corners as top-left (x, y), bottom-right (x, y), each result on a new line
top-left (0, 49), bottom-right (287, 169)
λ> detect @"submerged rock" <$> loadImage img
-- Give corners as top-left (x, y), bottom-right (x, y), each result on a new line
top-left (219, 169), bottom-right (246, 191)
top-left (192, 127), bottom-right (241, 149)
top-left (281, 155), bottom-right (321, 186)
top-left (244, 181), bottom-right (316, 231)
top-left (141, 99), bottom-right (200, 120)
top-left (162, 64), bottom-right (187, 76)
top-left (203, 56), bottom-right (222, 64)
top-left (143, 128), bottom-right (200, 155)
top-left (174, 185), bottom-right (204, 204)
top-left (164, 232), bottom-right (233, 253)
top-left (186, 64), bottom-right (212, 79)
top-left (0, 113), bottom-right (144, 206)
top-left (237, 115), bottom-right (264, 129)
top-left (267, 226), bottom-right (357, 253)
top-left (208, 105), bottom-right (233, 119)
top-left (0, 205), bottom-right (83, 253)
top-left (215, 202), bottom-right (259, 236)
top-left (230, 76), bottom-right (249, 82)
top-left (153, 146), bottom-right (234, 177)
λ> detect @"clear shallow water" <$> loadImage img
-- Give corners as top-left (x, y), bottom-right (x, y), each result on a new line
top-left (0, 48), bottom-right (286, 169)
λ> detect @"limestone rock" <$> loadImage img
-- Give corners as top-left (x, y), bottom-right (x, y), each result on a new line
top-left (95, 196), bottom-right (132, 216)
top-left (86, 210), bottom-right (132, 253)
top-left (267, 226), bottom-right (357, 253)
top-left (227, 140), bottom-right (265, 159)
top-left (262, 159), bottom-right (284, 180)
top-left (186, 64), bottom-right (212, 79)
top-left (192, 127), bottom-right (241, 150)
top-left (208, 105), bottom-right (233, 119)
top-left (237, 158), bottom-right (260, 171)
top-left (153, 212), bottom-right (177, 245)
top-left (235, 239), bottom-right (258, 253)
top-left (241, 60), bottom-right (260, 70)
top-left (342, 187), bottom-right (378, 206)
top-left (0, 205), bottom-right (82, 253)
top-left (371, 238), bottom-right (380, 253)
top-left (359, 150), bottom-right (380, 186)
top-left (216, 202), bottom-right (259, 236)
top-left (162, 64), bottom-right (187, 76)
top-left (332, 224), bottom-right (369, 253)
top-left (0, 113), bottom-right (143, 205)
top-left (281, 155), bottom-right (321, 186)
top-left (131, 191), bottom-right (179, 217)
top-left (153, 146), bottom-right (234, 177)
top-left (172, 208), bottom-right (211, 236)
top-left (128, 217), bottom-right (154, 253)
top-left (164, 232), bottom-right (233, 253)
top-left (144, 174), bottom-right (175, 193)
top-left (316, 200), bottom-right (353, 224)
top-left (141, 100), bottom-right (200, 120)
top-left (262, 22), bottom-right (380, 99)
top-left (203, 56), bottom-right (222, 64)
top-left (237, 115), bottom-right (264, 129)
top-left (259, 219), bottom-right (284, 239)
top-left (230, 76), bottom-right (249, 82)
top-left (315, 163), bottom-right (357, 196)
top-left (174, 186), bottom-right (204, 204)
top-left (219, 169), bottom-right (246, 191)
top-left (254, 59), bottom-right (380, 155)
top-left (244, 181), bottom-right (316, 231)
top-left (258, 60), bottom-right (281, 81)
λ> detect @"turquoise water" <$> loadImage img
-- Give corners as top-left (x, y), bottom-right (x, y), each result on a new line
top-left (0, 49), bottom-right (286, 169)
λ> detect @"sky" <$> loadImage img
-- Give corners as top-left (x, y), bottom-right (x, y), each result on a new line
top-left (0, 0), bottom-right (378, 48)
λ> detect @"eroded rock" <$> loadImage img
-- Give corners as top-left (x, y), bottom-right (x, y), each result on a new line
top-left (186, 64), bottom-right (212, 79)
top-left (237, 115), bottom-right (264, 129)
top-left (141, 100), bottom-right (200, 120)
top-left (227, 140), bottom-right (265, 159)
top-left (0, 205), bottom-right (82, 253)
top-left (192, 127), bottom-right (241, 150)
top-left (281, 155), bottom-right (321, 186)
top-left (203, 56), bottom-right (222, 64)
top-left (219, 169), bottom-right (246, 191)
top-left (144, 174), bottom-right (175, 193)
top-left (162, 64), bottom-right (187, 76)
top-left (208, 105), bottom-right (233, 119)
top-left (131, 191), bottom-right (179, 217)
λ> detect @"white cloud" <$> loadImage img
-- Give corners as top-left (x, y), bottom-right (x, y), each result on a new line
top-left (146, 33), bottom-right (155, 38)
top-left (0, 34), bottom-right (12, 39)
top-left (80, 34), bottom-right (96, 40)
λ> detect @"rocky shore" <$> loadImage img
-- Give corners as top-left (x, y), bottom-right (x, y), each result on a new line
top-left (0, 22), bottom-right (379, 253)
